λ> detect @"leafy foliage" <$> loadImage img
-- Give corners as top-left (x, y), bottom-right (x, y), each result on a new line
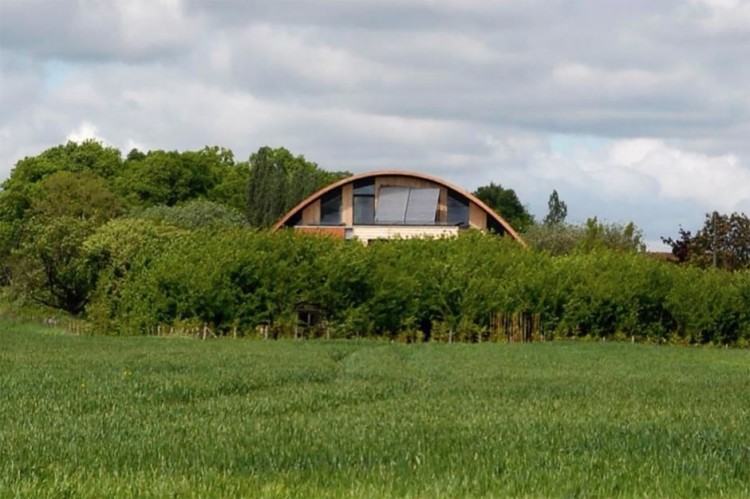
top-left (543, 189), bottom-right (568, 226)
top-left (662, 211), bottom-right (750, 270)
top-left (83, 218), bottom-right (188, 332)
top-left (31, 171), bottom-right (122, 222)
top-left (2, 140), bottom-right (123, 190)
top-left (6, 172), bottom-right (123, 314)
top-left (524, 217), bottom-right (645, 255)
top-left (135, 199), bottom-right (247, 230)
top-left (76, 229), bottom-right (748, 345)
top-left (9, 217), bottom-right (100, 314)
top-left (245, 147), bottom-right (350, 227)
top-left (0, 142), bottom-right (331, 298)
top-left (113, 147), bottom-right (236, 207)
top-left (473, 182), bottom-right (534, 231)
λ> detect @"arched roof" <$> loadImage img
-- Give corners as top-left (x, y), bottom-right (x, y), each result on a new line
top-left (273, 170), bottom-right (526, 245)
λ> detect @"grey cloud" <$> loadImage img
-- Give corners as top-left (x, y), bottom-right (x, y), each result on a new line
top-left (2, 0), bottom-right (750, 246)
top-left (0, 0), bottom-right (198, 61)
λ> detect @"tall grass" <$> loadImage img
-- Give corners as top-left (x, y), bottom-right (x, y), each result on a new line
top-left (2, 321), bottom-right (750, 497)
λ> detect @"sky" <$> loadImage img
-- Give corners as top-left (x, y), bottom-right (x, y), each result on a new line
top-left (2, 0), bottom-right (750, 248)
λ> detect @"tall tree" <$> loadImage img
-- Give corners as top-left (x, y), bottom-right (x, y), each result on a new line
top-left (473, 182), bottom-right (534, 232)
top-left (543, 190), bottom-right (568, 226)
top-left (662, 211), bottom-right (750, 270)
top-left (245, 146), bottom-right (350, 227)
top-left (8, 172), bottom-right (122, 314)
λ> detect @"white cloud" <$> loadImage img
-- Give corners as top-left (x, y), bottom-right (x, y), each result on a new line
top-left (608, 139), bottom-right (750, 211)
top-left (2, 0), bottom-right (750, 246)
top-left (689, 0), bottom-right (750, 32)
top-left (511, 137), bottom-right (749, 213)
top-left (66, 121), bottom-right (102, 143)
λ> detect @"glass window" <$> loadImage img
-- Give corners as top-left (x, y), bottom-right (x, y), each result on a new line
top-left (354, 195), bottom-right (375, 224)
top-left (353, 178), bottom-right (375, 225)
top-left (320, 188), bottom-right (342, 225)
top-left (375, 187), bottom-right (410, 223)
top-left (405, 188), bottom-right (439, 224)
top-left (353, 178), bottom-right (375, 196)
top-left (447, 190), bottom-right (469, 226)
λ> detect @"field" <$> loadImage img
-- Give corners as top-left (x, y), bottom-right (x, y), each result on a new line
top-left (2, 322), bottom-right (750, 498)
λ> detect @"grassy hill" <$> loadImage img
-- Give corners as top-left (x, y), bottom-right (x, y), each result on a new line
top-left (2, 321), bottom-right (750, 497)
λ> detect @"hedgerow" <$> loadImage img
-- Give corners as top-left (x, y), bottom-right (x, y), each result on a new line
top-left (85, 228), bottom-right (750, 345)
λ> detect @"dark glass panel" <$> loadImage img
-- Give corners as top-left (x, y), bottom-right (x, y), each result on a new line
top-left (320, 188), bottom-right (342, 225)
top-left (353, 178), bottom-right (375, 196)
top-left (353, 195), bottom-right (375, 224)
top-left (447, 190), bottom-right (469, 226)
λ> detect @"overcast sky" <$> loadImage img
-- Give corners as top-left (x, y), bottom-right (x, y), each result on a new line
top-left (2, 0), bottom-right (750, 247)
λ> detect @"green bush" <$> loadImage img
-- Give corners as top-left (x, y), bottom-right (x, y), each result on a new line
top-left (76, 228), bottom-right (750, 345)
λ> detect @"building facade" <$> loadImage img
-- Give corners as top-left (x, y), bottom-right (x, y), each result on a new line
top-left (273, 170), bottom-right (525, 245)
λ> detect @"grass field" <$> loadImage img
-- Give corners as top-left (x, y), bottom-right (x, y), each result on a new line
top-left (2, 321), bottom-right (750, 498)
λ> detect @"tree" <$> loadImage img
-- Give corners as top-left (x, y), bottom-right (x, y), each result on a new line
top-left (113, 146), bottom-right (235, 208)
top-left (2, 140), bottom-right (123, 190)
top-left (135, 199), bottom-right (247, 230)
top-left (0, 141), bottom-right (123, 245)
top-left (473, 182), bottom-right (534, 232)
top-left (662, 211), bottom-right (750, 271)
top-left (30, 171), bottom-right (121, 222)
top-left (7, 171), bottom-right (122, 314)
top-left (207, 160), bottom-right (250, 213)
top-left (524, 217), bottom-right (645, 255)
top-left (245, 146), bottom-right (350, 227)
top-left (580, 217), bottom-right (645, 253)
top-left (543, 190), bottom-right (568, 226)
top-left (84, 218), bottom-right (188, 331)
top-left (9, 217), bottom-right (99, 314)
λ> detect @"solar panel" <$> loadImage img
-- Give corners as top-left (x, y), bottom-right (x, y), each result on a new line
top-left (375, 187), bottom-right (409, 223)
top-left (405, 188), bottom-right (439, 223)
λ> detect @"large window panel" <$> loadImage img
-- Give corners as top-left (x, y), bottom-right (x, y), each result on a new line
top-left (404, 188), bottom-right (439, 224)
top-left (353, 195), bottom-right (375, 224)
top-left (447, 190), bottom-right (469, 226)
top-left (375, 186), bottom-right (409, 223)
top-left (320, 188), bottom-right (342, 225)
top-left (353, 178), bottom-right (375, 224)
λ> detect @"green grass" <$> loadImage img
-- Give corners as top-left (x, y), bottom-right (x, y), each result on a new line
top-left (2, 321), bottom-right (750, 497)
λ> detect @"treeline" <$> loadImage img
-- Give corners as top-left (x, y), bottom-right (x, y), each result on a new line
top-left (2, 140), bottom-right (749, 344)
top-left (0, 141), bottom-right (346, 309)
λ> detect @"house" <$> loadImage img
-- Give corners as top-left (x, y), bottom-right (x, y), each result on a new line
top-left (273, 170), bottom-right (525, 245)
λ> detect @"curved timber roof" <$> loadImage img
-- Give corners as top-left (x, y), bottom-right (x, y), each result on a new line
top-left (273, 170), bottom-right (526, 245)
